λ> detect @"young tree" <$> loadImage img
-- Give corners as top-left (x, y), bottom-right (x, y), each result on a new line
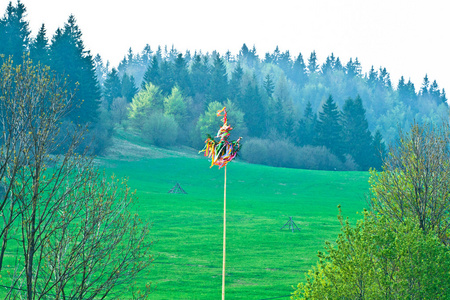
top-left (197, 100), bottom-right (247, 143)
top-left (293, 208), bottom-right (450, 299)
top-left (128, 82), bottom-right (164, 129)
top-left (369, 122), bottom-right (450, 244)
top-left (164, 85), bottom-right (187, 126)
top-left (0, 57), bottom-right (152, 299)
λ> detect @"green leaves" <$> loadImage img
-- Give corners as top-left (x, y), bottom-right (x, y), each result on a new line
top-left (293, 210), bottom-right (450, 299)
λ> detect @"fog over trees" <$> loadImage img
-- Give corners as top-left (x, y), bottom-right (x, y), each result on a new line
top-left (1, 1), bottom-right (448, 171)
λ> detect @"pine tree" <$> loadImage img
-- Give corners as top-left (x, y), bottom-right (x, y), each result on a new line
top-left (121, 73), bottom-right (138, 103)
top-left (307, 51), bottom-right (319, 74)
top-left (367, 66), bottom-right (378, 87)
top-left (397, 76), bottom-right (417, 107)
top-left (142, 56), bottom-right (160, 88)
top-left (50, 15), bottom-right (100, 123)
top-left (190, 54), bottom-right (210, 96)
top-left (241, 78), bottom-right (265, 137)
top-left (441, 89), bottom-right (447, 105)
top-left (263, 73), bottom-right (275, 98)
top-left (229, 63), bottom-right (244, 101)
top-left (208, 53), bottom-right (228, 104)
top-left (0, 1), bottom-right (31, 64)
top-left (174, 53), bottom-right (192, 96)
top-left (371, 130), bottom-right (386, 170)
top-left (315, 95), bottom-right (343, 158)
top-left (298, 101), bottom-right (316, 146)
top-left (103, 68), bottom-right (122, 106)
top-left (290, 53), bottom-right (307, 86)
top-left (158, 59), bottom-right (175, 95)
top-left (341, 96), bottom-right (373, 170)
top-left (277, 50), bottom-right (292, 73)
top-left (30, 24), bottom-right (49, 66)
top-left (420, 74), bottom-right (430, 96)
top-left (321, 53), bottom-right (336, 74)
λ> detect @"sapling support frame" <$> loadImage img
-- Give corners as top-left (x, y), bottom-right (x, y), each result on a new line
top-left (281, 216), bottom-right (301, 232)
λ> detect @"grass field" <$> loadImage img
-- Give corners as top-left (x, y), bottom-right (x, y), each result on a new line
top-left (96, 138), bottom-right (371, 299)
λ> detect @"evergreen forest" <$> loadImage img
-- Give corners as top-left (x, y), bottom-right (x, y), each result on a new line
top-left (1, 1), bottom-right (448, 171)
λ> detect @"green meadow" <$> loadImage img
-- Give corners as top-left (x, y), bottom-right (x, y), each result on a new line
top-left (97, 139), bottom-right (371, 299)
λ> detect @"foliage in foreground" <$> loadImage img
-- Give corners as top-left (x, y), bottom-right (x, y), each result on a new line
top-left (0, 57), bottom-right (152, 299)
top-left (292, 208), bottom-right (450, 299)
top-left (369, 122), bottom-right (450, 244)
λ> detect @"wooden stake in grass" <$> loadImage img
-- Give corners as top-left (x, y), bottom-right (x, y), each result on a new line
top-left (198, 106), bottom-right (242, 299)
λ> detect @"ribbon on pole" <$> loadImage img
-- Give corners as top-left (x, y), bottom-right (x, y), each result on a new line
top-left (199, 107), bottom-right (242, 299)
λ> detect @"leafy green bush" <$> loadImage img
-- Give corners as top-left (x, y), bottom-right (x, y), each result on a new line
top-left (293, 209), bottom-right (450, 299)
top-left (141, 112), bottom-right (178, 147)
top-left (128, 83), bottom-right (163, 129)
top-left (241, 139), bottom-right (355, 171)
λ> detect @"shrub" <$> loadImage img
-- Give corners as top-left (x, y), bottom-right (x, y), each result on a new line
top-left (141, 112), bottom-right (178, 147)
top-left (293, 209), bottom-right (450, 299)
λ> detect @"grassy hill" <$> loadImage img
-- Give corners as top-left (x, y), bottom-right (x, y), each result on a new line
top-left (95, 136), bottom-right (371, 299)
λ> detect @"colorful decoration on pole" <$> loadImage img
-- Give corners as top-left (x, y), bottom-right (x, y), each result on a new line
top-left (199, 107), bottom-right (242, 168)
top-left (199, 106), bottom-right (241, 300)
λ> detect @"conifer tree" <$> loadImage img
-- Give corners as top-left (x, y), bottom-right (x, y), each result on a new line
top-left (50, 15), bottom-right (100, 123)
top-left (174, 53), bottom-right (192, 96)
top-left (142, 56), bottom-right (160, 88)
top-left (315, 95), bottom-right (343, 158)
top-left (30, 24), bottom-right (49, 66)
top-left (341, 96), bottom-right (373, 170)
top-left (103, 68), bottom-right (122, 106)
top-left (263, 73), bottom-right (275, 98)
top-left (121, 73), bottom-right (138, 103)
top-left (307, 51), bottom-right (319, 74)
top-left (298, 101), bottom-right (316, 146)
top-left (158, 59), bottom-right (175, 95)
top-left (229, 62), bottom-right (244, 101)
top-left (241, 78), bottom-right (265, 137)
top-left (189, 54), bottom-right (209, 96)
top-left (208, 53), bottom-right (228, 104)
top-left (371, 130), bottom-right (386, 170)
top-left (291, 53), bottom-right (308, 86)
top-left (0, 1), bottom-right (31, 64)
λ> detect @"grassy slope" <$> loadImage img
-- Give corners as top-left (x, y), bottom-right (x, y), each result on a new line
top-left (97, 136), bottom-right (371, 299)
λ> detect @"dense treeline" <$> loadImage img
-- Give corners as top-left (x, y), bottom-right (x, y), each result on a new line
top-left (1, 1), bottom-right (448, 170)
top-left (0, 1), bottom-right (110, 153)
top-left (102, 42), bottom-right (446, 170)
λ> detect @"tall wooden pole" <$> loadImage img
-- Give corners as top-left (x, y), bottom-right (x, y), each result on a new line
top-left (222, 165), bottom-right (227, 300)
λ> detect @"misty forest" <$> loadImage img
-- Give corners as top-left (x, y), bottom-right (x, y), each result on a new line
top-left (2, 2), bottom-right (449, 171)
top-left (2, 1), bottom-right (450, 299)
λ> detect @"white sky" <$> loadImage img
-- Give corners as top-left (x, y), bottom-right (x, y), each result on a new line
top-left (6, 0), bottom-right (450, 93)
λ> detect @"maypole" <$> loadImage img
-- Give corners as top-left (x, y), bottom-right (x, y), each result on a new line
top-left (199, 107), bottom-right (242, 299)
top-left (222, 165), bottom-right (226, 300)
